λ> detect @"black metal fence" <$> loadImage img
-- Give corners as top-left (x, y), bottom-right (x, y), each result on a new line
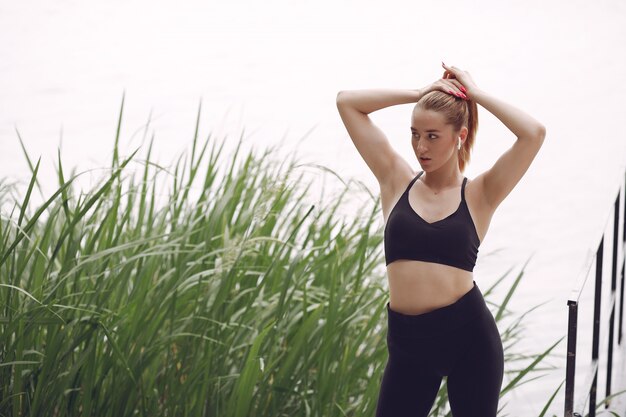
top-left (565, 168), bottom-right (626, 417)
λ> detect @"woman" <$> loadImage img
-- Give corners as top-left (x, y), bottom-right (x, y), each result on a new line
top-left (335, 62), bottom-right (546, 416)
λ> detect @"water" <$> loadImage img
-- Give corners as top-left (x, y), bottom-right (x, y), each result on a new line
top-left (2, 0), bottom-right (626, 414)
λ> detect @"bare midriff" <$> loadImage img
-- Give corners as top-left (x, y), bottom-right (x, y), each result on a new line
top-left (386, 260), bottom-right (474, 315)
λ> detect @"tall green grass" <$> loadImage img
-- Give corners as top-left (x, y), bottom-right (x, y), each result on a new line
top-left (1, 96), bottom-right (567, 416)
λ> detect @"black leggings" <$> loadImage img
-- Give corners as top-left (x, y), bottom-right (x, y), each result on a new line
top-left (375, 280), bottom-right (504, 417)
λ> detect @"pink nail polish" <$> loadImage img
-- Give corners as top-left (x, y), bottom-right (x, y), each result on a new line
top-left (460, 86), bottom-right (467, 93)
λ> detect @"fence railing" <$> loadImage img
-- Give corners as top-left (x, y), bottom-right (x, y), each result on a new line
top-left (565, 167), bottom-right (625, 417)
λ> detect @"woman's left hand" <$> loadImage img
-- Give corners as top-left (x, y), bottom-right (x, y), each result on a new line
top-left (441, 62), bottom-right (479, 100)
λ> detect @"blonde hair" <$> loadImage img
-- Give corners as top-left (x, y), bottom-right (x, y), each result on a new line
top-left (413, 91), bottom-right (478, 174)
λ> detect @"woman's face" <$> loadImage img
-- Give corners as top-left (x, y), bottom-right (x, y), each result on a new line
top-left (410, 109), bottom-right (457, 170)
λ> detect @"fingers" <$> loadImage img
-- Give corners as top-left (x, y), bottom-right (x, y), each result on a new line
top-left (441, 62), bottom-right (470, 99)
top-left (448, 79), bottom-right (466, 92)
top-left (442, 62), bottom-right (462, 78)
top-left (441, 80), bottom-right (468, 100)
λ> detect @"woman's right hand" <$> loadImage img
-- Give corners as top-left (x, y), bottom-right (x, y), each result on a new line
top-left (428, 77), bottom-right (469, 100)
top-left (420, 64), bottom-right (472, 101)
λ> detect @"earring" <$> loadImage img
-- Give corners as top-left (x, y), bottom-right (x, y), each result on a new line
top-left (457, 137), bottom-right (462, 150)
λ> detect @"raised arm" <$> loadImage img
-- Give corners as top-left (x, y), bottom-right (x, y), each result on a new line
top-left (470, 87), bottom-right (546, 209)
top-left (441, 63), bottom-right (546, 210)
top-left (336, 88), bottom-right (428, 185)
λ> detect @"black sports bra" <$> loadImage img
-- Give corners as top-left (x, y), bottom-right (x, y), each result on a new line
top-left (384, 171), bottom-right (480, 272)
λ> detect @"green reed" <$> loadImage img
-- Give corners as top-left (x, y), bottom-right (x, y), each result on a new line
top-left (0, 94), bottom-right (569, 416)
